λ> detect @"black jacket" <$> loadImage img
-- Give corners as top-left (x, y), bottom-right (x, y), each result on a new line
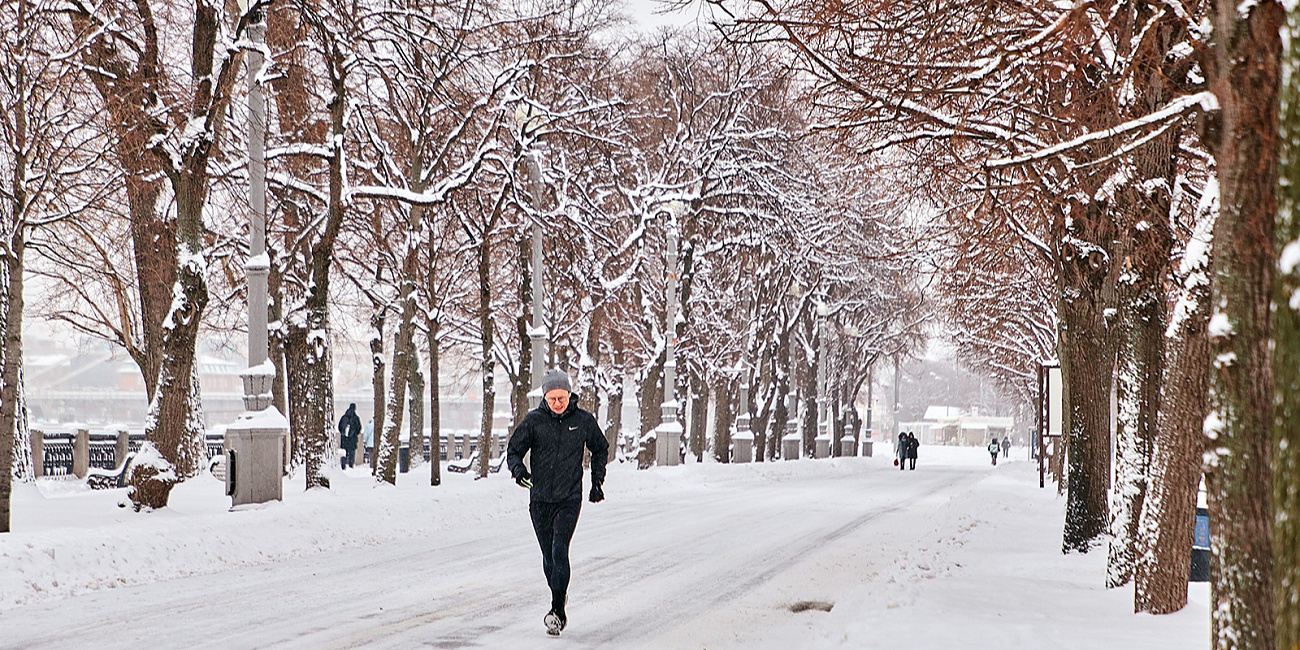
top-left (338, 407), bottom-right (362, 450)
top-left (507, 399), bottom-right (608, 503)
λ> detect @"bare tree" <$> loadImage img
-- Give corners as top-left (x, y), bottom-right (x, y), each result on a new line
top-left (57, 0), bottom-right (256, 508)
top-left (1, 0), bottom-right (112, 529)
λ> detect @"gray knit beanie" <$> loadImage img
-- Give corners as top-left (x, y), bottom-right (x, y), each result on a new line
top-left (541, 369), bottom-right (572, 395)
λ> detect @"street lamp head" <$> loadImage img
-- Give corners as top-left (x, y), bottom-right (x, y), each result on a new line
top-left (816, 301), bottom-right (829, 317)
top-left (667, 199), bottom-right (686, 218)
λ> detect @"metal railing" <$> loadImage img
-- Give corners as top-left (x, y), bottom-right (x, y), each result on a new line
top-left (32, 428), bottom-right (228, 481)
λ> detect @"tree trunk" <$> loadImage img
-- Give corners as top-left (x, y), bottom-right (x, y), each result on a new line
top-left (1273, 9), bottom-right (1300, 640)
top-left (428, 319), bottom-right (441, 486)
top-left (750, 345), bottom-right (774, 462)
top-left (605, 338), bottom-right (624, 462)
top-left (1108, 178), bottom-right (1175, 588)
top-left (129, 183), bottom-right (177, 401)
top-left (134, 242), bottom-right (206, 508)
top-left (1055, 198), bottom-right (1117, 553)
top-left (582, 315), bottom-right (602, 433)
top-left (269, 262), bottom-right (288, 418)
top-left (832, 381), bottom-right (846, 457)
top-left (1134, 186), bottom-right (1215, 614)
top-left (0, 230), bottom-right (22, 535)
top-left (772, 325), bottom-right (792, 460)
top-left (802, 363), bottom-right (817, 458)
top-left (408, 339), bottom-right (425, 470)
top-left (638, 350), bottom-right (664, 469)
top-left (712, 377), bottom-right (733, 463)
top-left (370, 311), bottom-right (385, 475)
top-left (1, 49), bottom-right (26, 529)
top-left (285, 315), bottom-right (333, 490)
top-left (1203, 1), bottom-right (1283, 646)
top-left (751, 378), bottom-right (774, 462)
top-left (689, 369), bottom-right (707, 462)
top-left (476, 225), bottom-right (495, 480)
top-left (379, 282), bottom-right (417, 485)
top-left (289, 64), bottom-right (349, 491)
top-left (514, 235), bottom-right (533, 426)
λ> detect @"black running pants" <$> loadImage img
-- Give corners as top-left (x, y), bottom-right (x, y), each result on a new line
top-left (530, 499), bottom-right (582, 609)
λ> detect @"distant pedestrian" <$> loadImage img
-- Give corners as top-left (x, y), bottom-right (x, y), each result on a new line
top-left (507, 369), bottom-right (609, 637)
top-left (988, 437), bottom-right (1001, 466)
top-left (906, 432), bottom-right (918, 470)
top-left (363, 418), bottom-right (375, 465)
top-left (1001, 436), bottom-right (1010, 458)
top-left (338, 403), bottom-right (361, 469)
top-left (897, 432), bottom-right (907, 470)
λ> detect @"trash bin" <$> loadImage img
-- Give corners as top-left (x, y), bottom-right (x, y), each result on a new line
top-left (1190, 506), bottom-right (1210, 582)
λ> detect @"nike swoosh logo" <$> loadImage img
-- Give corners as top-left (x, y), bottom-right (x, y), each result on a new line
top-left (569, 426), bottom-right (578, 430)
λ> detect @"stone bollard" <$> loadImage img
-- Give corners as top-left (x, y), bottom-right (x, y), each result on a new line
top-left (226, 411), bottom-right (288, 507)
top-left (73, 428), bottom-right (90, 478)
top-left (732, 432), bottom-right (753, 463)
top-left (814, 434), bottom-right (830, 459)
top-left (116, 429), bottom-right (131, 469)
top-left (782, 434), bottom-right (801, 460)
top-left (841, 438), bottom-right (857, 457)
top-left (462, 433), bottom-right (472, 460)
top-left (782, 420), bottom-right (800, 460)
top-left (32, 429), bottom-right (44, 478)
top-left (862, 440), bottom-right (873, 457)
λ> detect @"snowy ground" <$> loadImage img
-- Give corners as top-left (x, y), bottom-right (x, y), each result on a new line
top-left (0, 446), bottom-right (1208, 649)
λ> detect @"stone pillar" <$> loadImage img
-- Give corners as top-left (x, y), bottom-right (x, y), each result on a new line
top-left (814, 427), bottom-right (831, 459)
top-left (840, 438), bottom-right (856, 457)
top-left (782, 419), bottom-right (800, 460)
top-left (814, 300), bottom-right (830, 460)
top-left (732, 431), bottom-right (753, 463)
top-left (226, 410), bottom-right (288, 507)
top-left (115, 429), bottom-right (130, 469)
top-left (32, 429), bottom-right (44, 478)
top-left (654, 205), bottom-right (685, 467)
top-left (73, 428), bottom-right (90, 478)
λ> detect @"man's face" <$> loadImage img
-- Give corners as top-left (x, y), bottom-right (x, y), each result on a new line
top-left (545, 388), bottom-right (570, 414)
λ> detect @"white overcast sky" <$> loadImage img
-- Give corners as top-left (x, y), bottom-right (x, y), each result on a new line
top-left (617, 0), bottom-right (719, 33)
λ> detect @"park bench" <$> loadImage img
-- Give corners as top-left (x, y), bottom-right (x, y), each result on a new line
top-left (446, 451), bottom-right (505, 474)
top-left (85, 452), bottom-right (135, 490)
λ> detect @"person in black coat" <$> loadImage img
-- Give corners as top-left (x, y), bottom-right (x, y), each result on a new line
top-left (507, 369), bottom-right (609, 635)
top-left (906, 432), bottom-right (919, 470)
top-left (897, 432), bottom-right (907, 471)
top-left (337, 403), bottom-right (362, 469)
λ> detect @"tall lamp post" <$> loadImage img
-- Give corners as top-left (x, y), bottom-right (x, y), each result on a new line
top-left (731, 358), bottom-right (753, 462)
top-left (525, 152), bottom-right (546, 393)
top-left (516, 106), bottom-right (547, 395)
top-left (227, 0), bottom-right (287, 507)
top-left (730, 257), bottom-right (756, 463)
top-left (814, 297), bottom-right (831, 459)
top-left (781, 281), bottom-right (803, 461)
top-left (654, 200), bottom-right (685, 467)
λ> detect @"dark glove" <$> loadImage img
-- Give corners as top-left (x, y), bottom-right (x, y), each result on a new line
top-left (589, 484), bottom-right (604, 503)
top-left (514, 469), bottom-right (532, 489)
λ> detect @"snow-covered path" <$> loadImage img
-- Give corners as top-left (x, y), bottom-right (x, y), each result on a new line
top-left (0, 449), bottom-right (1208, 649)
